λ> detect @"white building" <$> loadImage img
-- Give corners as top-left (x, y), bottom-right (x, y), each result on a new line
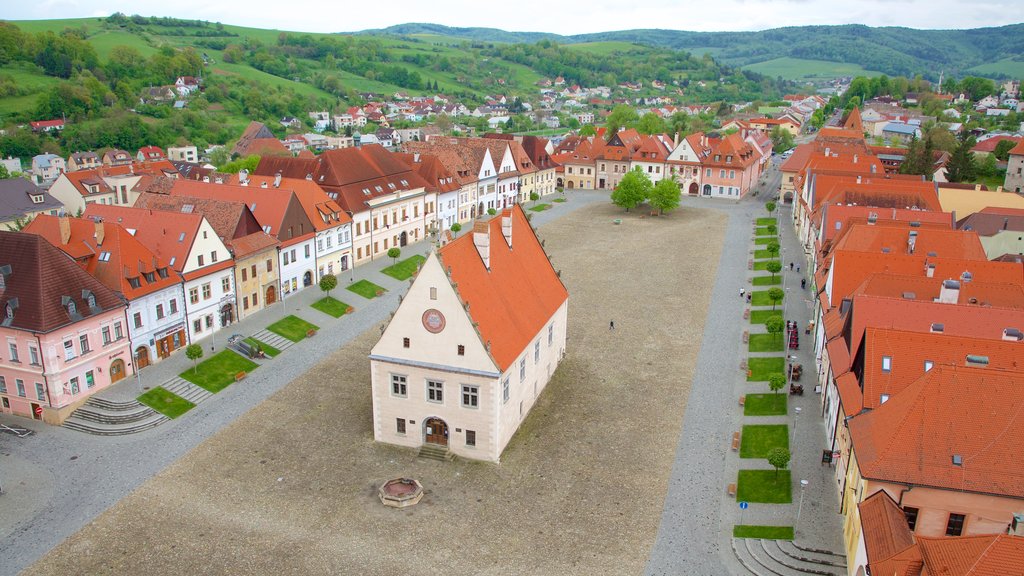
top-left (369, 206), bottom-right (568, 461)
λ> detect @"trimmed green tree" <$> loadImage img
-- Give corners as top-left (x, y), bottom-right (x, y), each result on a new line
top-left (450, 222), bottom-right (462, 236)
top-left (766, 223), bottom-right (777, 236)
top-left (611, 167), bottom-right (653, 212)
top-left (766, 240), bottom-right (781, 260)
top-left (765, 260), bottom-right (782, 281)
top-left (387, 247), bottom-right (401, 264)
top-left (319, 273), bottom-right (337, 296)
top-left (767, 447), bottom-right (791, 477)
top-left (768, 372), bottom-right (787, 395)
top-left (765, 315), bottom-right (785, 345)
top-left (649, 177), bottom-right (681, 215)
top-left (529, 191), bottom-right (540, 204)
top-left (767, 287), bottom-right (785, 310)
top-left (487, 208), bottom-right (497, 216)
top-left (765, 201), bottom-right (777, 217)
top-left (185, 344), bottom-right (203, 374)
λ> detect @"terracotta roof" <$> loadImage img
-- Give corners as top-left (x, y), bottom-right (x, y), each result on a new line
top-left (134, 191), bottom-right (261, 242)
top-left (958, 207), bottom-right (1024, 236)
top-left (859, 490), bottom-right (916, 568)
top-left (437, 206), bottom-right (567, 371)
top-left (1009, 139), bottom-right (1024, 157)
top-left (83, 204), bottom-right (203, 273)
top-left (827, 221), bottom-right (986, 261)
top-left (392, 152), bottom-right (460, 195)
top-left (851, 273), bottom-right (1024, 310)
top-left (23, 215), bottom-right (179, 300)
top-left (227, 173), bottom-right (351, 232)
top-left (916, 534), bottom-right (1024, 575)
top-left (851, 364), bottom-right (1024, 498)
top-left (228, 231), bottom-right (279, 258)
top-left (843, 107), bottom-right (864, 133)
top-left (817, 205), bottom-right (953, 247)
top-left (971, 136), bottom-right (1021, 154)
top-left (0, 230), bottom-right (124, 333)
top-left (402, 140), bottom-right (486, 185)
top-left (232, 121), bottom-right (280, 157)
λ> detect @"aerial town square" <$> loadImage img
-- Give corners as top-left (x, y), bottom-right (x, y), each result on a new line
top-left (3, 2), bottom-right (1024, 575)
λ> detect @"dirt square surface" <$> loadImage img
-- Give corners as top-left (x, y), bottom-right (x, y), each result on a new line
top-left (27, 201), bottom-right (727, 576)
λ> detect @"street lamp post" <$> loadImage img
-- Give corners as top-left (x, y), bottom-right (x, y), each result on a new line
top-left (796, 479), bottom-right (809, 534)
top-left (793, 406), bottom-right (802, 443)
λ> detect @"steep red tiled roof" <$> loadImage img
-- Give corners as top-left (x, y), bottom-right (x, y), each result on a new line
top-left (1009, 139), bottom-right (1024, 157)
top-left (83, 204), bottom-right (202, 273)
top-left (165, 179), bottom-right (310, 245)
top-left (843, 107), bottom-right (864, 133)
top-left (228, 231), bottom-right (279, 258)
top-left (971, 136), bottom-right (1021, 154)
top-left (438, 206), bottom-right (567, 371)
top-left (135, 191), bottom-right (255, 242)
top-left (227, 173), bottom-right (351, 232)
top-left (393, 152), bottom-right (460, 195)
top-left (0, 230), bottom-right (124, 333)
top-left (916, 534), bottom-right (1024, 575)
top-left (859, 490), bottom-right (916, 567)
top-left (850, 365), bottom-right (1024, 496)
top-left (24, 215), bottom-right (179, 300)
top-left (816, 205), bottom-right (953, 246)
top-left (828, 221), bottom-right (986, 261)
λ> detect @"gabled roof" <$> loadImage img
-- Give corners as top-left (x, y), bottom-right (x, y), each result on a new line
top-left (828, 221), bottom-right (986, 261)
top-left (23, 215), bottom-right (179, 300)
top-left (230, 173), bottom-right (351, 232)
top-left (858, 490), bottom-right (916, 568)
top-left (83, 204), bottom-right (203, 273)
top-left (850, 364), bottom-right (1024, 497)
top-left (401, 140), bottom-right (484, 186)
top-left (0, 230), bottom-right (124, 333)
top-left (392, 152), bottom-right (460, 195)
top-left (165, 179), bottom-right (311, 243)
top-left (843, 107), bottom-right (864, 133)
top-left (1009, 138), bottom-right (1024, 157)
top-left (958, 206), bottom-right (1024, 236)
top-left (0, 178), bottom-right (62, 221)
top-left (971, 135), bottom-right (1021, 154)
top-left (915, 534), bottom-right (1024, 575)
top-left (438, 206), bottom-right (567, 371)
top-left (816, 205), bottom-right (952, 246)
top-left (232, 121), bottom-right (288, 157)
top-left (134, 190), bottom-right (260, 242)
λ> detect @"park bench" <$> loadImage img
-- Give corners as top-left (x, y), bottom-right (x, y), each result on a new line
top-left (306, 328), bottom-right (317, 338)
top-left (739, 395), bottom-right (746, 407)
top-left (731, 431), bottom-right (741, 451)
top-left (739, 359), bottom-right (747, 370)
top-left (727, 483), bottom-right (737, 497)
top-left (748, 259), bottom-right (753, 270)
top-left (235, 371), bottom-right (247, 382)
top-left (742, 330), bottom-right (749, 343)
top-left (743, 308), bottom-right (750, 319)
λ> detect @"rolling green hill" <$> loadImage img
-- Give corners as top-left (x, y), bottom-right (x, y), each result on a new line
top-left (364, 22), bottom-right (1024, 80)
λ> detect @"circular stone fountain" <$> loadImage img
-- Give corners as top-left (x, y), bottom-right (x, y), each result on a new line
top-left (378, 478), bottom-right (424, 508)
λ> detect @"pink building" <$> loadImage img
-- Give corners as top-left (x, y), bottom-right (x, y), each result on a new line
top-left (0, 231), bottom-right (130, 424)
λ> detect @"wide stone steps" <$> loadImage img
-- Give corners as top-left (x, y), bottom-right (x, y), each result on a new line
top-left (732, 539), bottom-right (845, 576)
top-left (162, 377), bottom-right (213, 405)
top-left (63, 410), bottom-right (168, 436)
top-left (418, 444), bottom-right (453, 462)
top-left (250, 329), bottom-right (295, 352)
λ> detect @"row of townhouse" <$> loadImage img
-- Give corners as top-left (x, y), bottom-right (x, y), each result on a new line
top-left (785, 115), bottom-right (1024, 576)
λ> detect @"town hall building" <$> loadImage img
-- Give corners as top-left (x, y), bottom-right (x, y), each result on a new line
top-left (369, 205), bottom-right (568, 462)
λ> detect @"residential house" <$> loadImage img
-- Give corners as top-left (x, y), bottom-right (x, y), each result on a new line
top-left (101, 149), bottom-right (133, 167)
top-left (698, 132), bottom-right (761, 198)
top-left (1005, 139), bottom-right (1024, 193)
top-left (551, 138), bottom-right (596, 191)
top-left (402, 139), bottom-right (488, 225)
top-left (369, 206), bottom-right (568, 461)
top-left (0, 178), bottom-right (64, 230)
top-left (748, 117), bottom-right (800, 136)
top-left (167, 146), bottom-right (198, 163)
top-left (135, 191), bottom-right (281, 321)
top-left (667, 132), bottom-right (712, 196)
top-left (394, 152), bottom-right (461, 235)
top-left (25, 215), bottom-right (186, 369)
top-left (83, 204), bottom-right (237, 344)
top-left (254, 145), bottom-right (433, 266)
top-left (957, 206), bottom-right (1024, 259)
top-left (0, 231), bottom-right (130, 423)
top-left (629, 134), bottom-right (672, 186)
top-left (30, 119), bottom-right (64, 133)
top-left (174, 76), bottom-right (200, 96)
top-left (1, 157), bottom-right (20, 174)
top-left (31, 154), bottom-right (65, 185)
top-left (231, 121), bottom-right (289, 158)
top-left (595, 130), bottom-right (642, 191)
top-left (67, 152), bottom-right (100, 172)
top-left (47, 161), bottom-right (179, 214)
top-left (280, 116), bottom-right (301, 129)
top-left (137, 146), bottom-right (166, 162)
top-left (880, 122), bottom-right (921, 144)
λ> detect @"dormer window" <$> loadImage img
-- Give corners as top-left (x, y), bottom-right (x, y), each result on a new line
top-left (5, 303), bottom-right (12, 320)
top-left (85, 292), bottom-right (96, 308)
top-left (66, 299), bottom-right (76, 316)
top-left (31, 195), bottom-right (43, 204)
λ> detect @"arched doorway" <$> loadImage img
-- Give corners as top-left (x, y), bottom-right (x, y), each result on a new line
top-left (567, 180), bottom-right (575, 189)
top-left (135, 346), bottom-right (150, 369)
top-left (400, 231), bottom-right (408, 247)
top-left (266, 285), bottom-right (276, 305)
top-left (556, 177), bottom-right (563, 188)
top-left (688, 182), bottom-right (699, 195)
top-left (783, 191), bottom-right (794, 204)
top-left (424, 417), bottom-right (448, 446)
top-left (110, 359), bottom-right (126, 383)
top-left (220, 303), bottom-right (234, 327)
top-left (702, 184), bottom-right (712, 196)
top-left (302, 271), bottom-right (312, 287)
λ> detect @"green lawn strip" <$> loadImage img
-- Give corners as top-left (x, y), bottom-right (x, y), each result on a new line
top-left (751, 290), bottom-right (783, 307)
top-left (754, 250), bottom-right (779, 260)
top-left (737, 470), bottom-right (792, 503)
top-left (267, 315), bottom-right (320, 342)
top-left (311, 296), bottom-right (352, 318)
top-left (752, 275), bottom-right (781, 286)
top-left (179, 350), bottom-right (258, 394)
top-left (752, 261), bottom-right (774, 271)
top-left (756, 218), bottom-right (776, 226)
top-left (754, 237), bottom-right (774, 245)
top-left (740, 424), bottom-right (790, 458)
top-left (747, 357), bottom-right (785, 381)
top-left (744, 393), bottom-right (788, 416)
top-left (733, 525), bottom-right (794, 540)
top-left (380, 254), bottom-right (426, 281)
top-left (750, 310), bottom-right (783, 324)
top-left (748, 333), bottom-right (785, 352)
top-left (347, 279), bottom-right (387, 299)
top-left (244, 337), bottom-right (281, 357)
top-left (137, 386), bottom-right (195, 419)
top-left (553, 197), bottom-right (567, 203)
top-left (529, 203), bottom-right (552, 212)
top-left (755, 228), bottom-right (776, 237)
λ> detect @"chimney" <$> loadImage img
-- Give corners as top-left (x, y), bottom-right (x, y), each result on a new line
top-left (938, 279), bottom-right (960, 304)
top-left (239, 169), bottom-right (249, 185)
top-left (414, 153), bottom-right (420, 163)
top-left (305, 173), bottom-right (313, 181)
top-left (94, 220), bottom-right (105, 246)
top-left (501, 215), bottom-right (512, 248)
top-left (965, 354), bottom-right (989, 367)
top-left (260, 181), bottom-right (268, 188)
top-left (1012, 513), bottom-right (1024, 536)
top-left (59, 215), bottom-right (71, 245)
top-left (274, 172), bottom-right (282, 188)
top-left (473, 220), bottom-right (490, 270)
top-left (867, 212), bottom-right (878, 224)
top-left (824, 147), bottom-right (831, 156)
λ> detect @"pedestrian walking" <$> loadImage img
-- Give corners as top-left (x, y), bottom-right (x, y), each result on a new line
top-left (746, 293), bottom-right (752, 303)
top-left (801, 278), bottom-right (807, 290)
top-left (609, 320), bottom-right (615, 331)
top-left (740, 288), bottom-right (746, 298)
top-left (797, 265), bottom-right (801, 273)
top-left (789, 262), bottom-right (794, 271)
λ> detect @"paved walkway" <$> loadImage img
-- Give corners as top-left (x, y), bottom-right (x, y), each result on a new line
top-left (0, 189), bottom-right (608, 576)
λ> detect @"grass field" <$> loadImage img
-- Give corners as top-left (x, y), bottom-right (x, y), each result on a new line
top-left (748, 357), bottom-right (785, 382)
top-left (180, 350), bottom-right (258, 394)
top-left (733, 525), bottom-right (794, 540)
top-left (752, 276), bottom-right (781, 286)
top-left (529, 203), bottom-right (552, 212)
top-left (750, 310), bottom-right (783, 325)
top-left (381, 255), bottom-right (426, 281)
top-left (739, 425), bottom-right (789, 459)
top-left (267, 315), bottom-right (320, 342)
top-left (311, 296), bottom-right (352, 318)
top-left (137, 387), bottom-right (194, 419)
top-left (744, 57), bottom-right (884, 81)
top-left (968, 58), bottom-right (1024, 79)
top-left (567, 41), bottom-right (645, 56)
top-left (737, 470), bottom-right (792, 504)
top-left (244, 337), bottom-right (281, 357)
top-left (347, 279), bottom-right (386, 299)
top-left (743, 394), bottom-right (787, 416)
top-left (748, 333), bottom-right (784, 352)
top-left (751, 290), bottom-right (783, 307)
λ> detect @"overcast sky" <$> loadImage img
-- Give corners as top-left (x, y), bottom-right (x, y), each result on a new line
top-left (8, 0), bottom-right (1022, 35)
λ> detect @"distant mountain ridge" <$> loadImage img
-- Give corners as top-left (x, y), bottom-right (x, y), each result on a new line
top-left (357, 22), bottom-right (1024, 79)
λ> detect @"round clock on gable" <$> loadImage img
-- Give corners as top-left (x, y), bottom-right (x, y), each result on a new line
top-left (422, 308), bottom-right (446, 333)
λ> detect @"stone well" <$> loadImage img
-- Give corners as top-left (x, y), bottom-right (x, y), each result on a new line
top-left (378, 478), bottom-right (424, 508)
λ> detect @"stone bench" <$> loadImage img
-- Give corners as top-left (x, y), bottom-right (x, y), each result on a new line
top-left (731, 431), bottom-right (741, 451)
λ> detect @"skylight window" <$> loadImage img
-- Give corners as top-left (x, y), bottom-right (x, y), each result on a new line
top-left (375, 186), bottom-right (383, 193)
top-left (169, 257), bottom-right (176, 266)
top-left (98, 252), bottom-right (111, 262)
top-left (178, 232), bottom-right (186, 242)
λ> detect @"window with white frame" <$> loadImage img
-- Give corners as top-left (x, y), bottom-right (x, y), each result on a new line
top-left (882, 356), bottom-right (892, 372)
top-left (462, 385), bottom-right (479, 408)
top-left (63, 340), bottom-right (74, 361)
top-left (534, 341), bottom-right (540, 363)
top-left (8, 342), bottom-right (18, 362)
top-left (29, 345), bottom-right (39, 365)
top-left (391, 374), bottom-right (407, 397)
top-left (114, 322), bottom-right (123, 339)
top-left (427, 380), bottom-right (443, 403)
top-left (520, 358), bottom-right (526, 382)
top-left (502, 377), bottom-right (510, 403)
top-left (102, 326), bottom-right (111, 344)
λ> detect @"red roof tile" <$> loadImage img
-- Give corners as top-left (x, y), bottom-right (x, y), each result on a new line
top-left (859, 490), bottom-right (916, 567)
top-left (83, 204), bottom-right (203, 273)
top-left (916, 533), bottom-right (1024, 575)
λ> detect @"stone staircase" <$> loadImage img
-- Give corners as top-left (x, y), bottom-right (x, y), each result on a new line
top-left (161, 377), bottom-right (213, 405)
top-left (63, 397), bottom-right (168, 436)
top-left (732, 538), bottom-right (846, 576)
top-left (251, 329), bottom-right (295, 353)
top-left (418, 444), bottom-right (454, 462)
